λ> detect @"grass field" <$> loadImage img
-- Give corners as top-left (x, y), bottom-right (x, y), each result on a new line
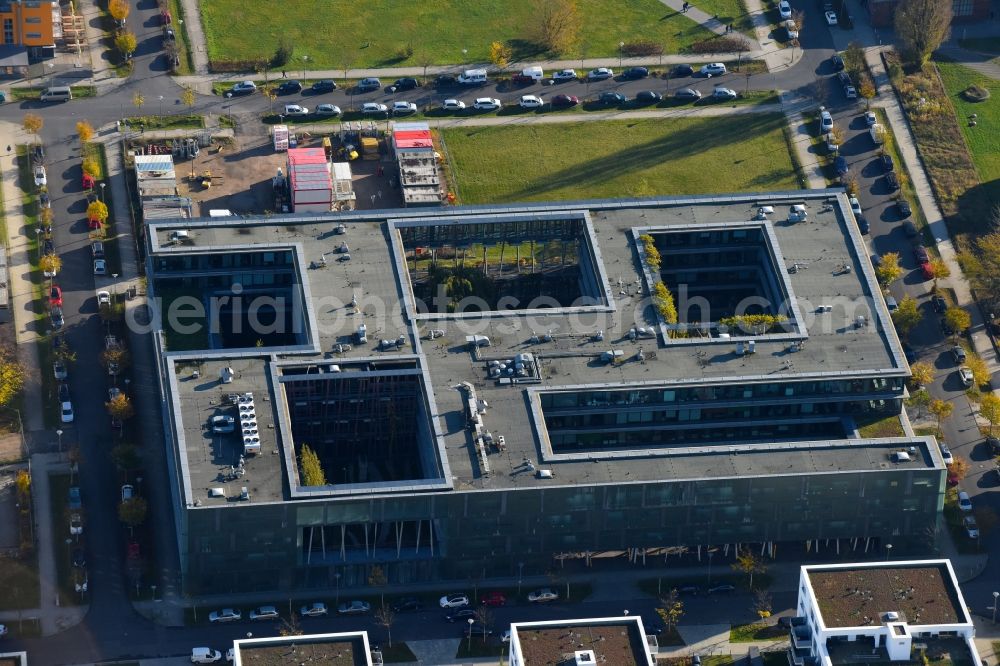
top-left (200, 0), bottom-right (715, 70)
top-left (441, 114), bottom-right (798, 204)
top-left (690, 0), bottom-right (755, 34)
top-left (936, 60), bottom-right (1000, 183)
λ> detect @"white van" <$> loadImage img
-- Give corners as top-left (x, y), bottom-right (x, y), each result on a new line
top-left (458, 68), bottom-right (488, 85)
top-left (40, 86), bottom-right (72, 102)
top-left (190, 647), bottom-right (222, 663)
top-left (519, 65), bottom-right (543, 81)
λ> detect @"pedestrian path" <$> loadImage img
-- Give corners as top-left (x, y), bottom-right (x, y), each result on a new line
top-left (784, 111), bottom-right (827, 189)
top-left (657, 0), bottom-right (748, 40)
top-left (937, 42), bottom-right (1000, 81)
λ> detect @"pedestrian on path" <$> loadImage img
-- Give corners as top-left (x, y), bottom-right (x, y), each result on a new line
top-left (682, 1), bottom-right (689, 12)
top-left (281, 70), bottom-right (287, 78)
top-left (377, 189), bottom-right (383, 200)
top-left (370, 194), bottom-right (376, 206)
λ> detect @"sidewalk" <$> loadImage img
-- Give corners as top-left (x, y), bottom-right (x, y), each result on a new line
top-left (0, 122), bottom-right (45, 435)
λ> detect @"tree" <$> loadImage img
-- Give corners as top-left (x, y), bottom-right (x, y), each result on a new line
top-left (87, 200), bottom-right (109, 224)
top-left (910, 361), bottom-right (933, 389)
top-left (926, 258), bottom-right (951, 286)
top-left (39, 253), bottom-right (61, 276)
top-left (950, 455), bottom-right (970, 479)
top-left (944, 307), bottom-right (971, 336)
top-left (132, 92), bottom-right (144, 110)
top-left (752, 589), bottom-right (773, 620)
top-left (791, 9), bottom-right (805, 31)
top-left (100, 346), bottom-right (131, 374)
top-left (905, 388), bottom-right (931, 419)
top-left (731, 548), bottom-right (767, 590)
top-left (368, 564), bottom-right (388, 606)
top-left (875, 252), bottom-right (902, 286)
top-left (843, 41), bottom-right (865, 74)
top-left (299, 444), bottom-right (327, 486)
top-left (929, 398), bottom-right (953, 432)
top-left (657, 589), bottom-right (684, 633)
top-left (115, 31), bottom-right (137, 58)
top-left (108, 0), bottom-right (129, 23)
top-left (965, 354), bottom-right (990, 388)
top-left (261, 85), bottom-right (278, 115)
top-left (894, 0), bottom-right (952, 68)
top-left (110, 442), bottom-right (140, 471)
top-left (181, 86), bottom-right (196, 109)
top-left (75, 120), bottom-right (94, 145)
top-left (489, 41), bottom-right (512, 71)
top-left (0, 351), bottom-right (25, 407)
top-left (278, 613), bottom-right (304, 637)
top-left (106, 393), bottom-right (135, 420)
top-left (474, 606), bottom-right (494, 637)
top-left (118, 496), bottom-right (148, 528)
top-left (859, 77), bottom-right (876, 109)
top-left (891, 295), bottom-right (922, 337)
top-left (980, 393), bottom-right (1000, 436)
top-left (22, 113), bottom-right (43, 142)
top-left (374, 605), bottom-right (396, 646)
top-left (534, 0), bottom-right (581, 54)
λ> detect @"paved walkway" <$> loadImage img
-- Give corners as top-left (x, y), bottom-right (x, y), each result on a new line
top-left (937, 42), bottom-right (1000, 81)
top-left (0, 122), bottom-right (44, 434)
top-left (785, 111), bottom-right (827, 189)
top-left (175, 0), bottom-right (210, 74)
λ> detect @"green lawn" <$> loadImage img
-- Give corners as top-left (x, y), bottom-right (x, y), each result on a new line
top-left (856, 415), bottom-right (905, 438)
top-left (935, 60), bottom-right (1000, 183)
top-left (730, 622), bottom-right (787, 642)
top-left (958, 37), bottom-right (1000, 55)
top-left (200, 0), bottom-right (715, 70)
top-left (441, 114), bottom-right (799, 204)
top-left (690, 0), bottom-right (755, 34)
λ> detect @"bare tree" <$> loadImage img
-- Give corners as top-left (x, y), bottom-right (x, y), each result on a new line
top-left (374, 605), bottom-right (396, 647)
top-left (894, 0), bottom-right (952, 68)
top-left (534, 0), bottom-right (581, 54)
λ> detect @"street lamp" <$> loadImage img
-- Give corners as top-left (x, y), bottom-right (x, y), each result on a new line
top-left (56, 429), bottom-right (63, 453)
top-left (335, 572), bottom-right (341, 606)
top-left (885, 543), bottom-right (893, 561)
top-left (34, 227), bottom-right (42, 263)
top-left (619, 41), bottom-right (625, 67)
top-left (517, 561), bottom-right (524, 595)
top-left (112, 273), bottom-right (119, 300)
top-left (301, 55), bottom-right (308, 81)
top-left (462, 48), bottom-right (468, 68)
top-left (100, 182), bottom-right (106, 202)
top-left (467, 618), bottom-right (474, 651)
top-left (158, 95), bottom-right (164, 118)
top-left (707, 550), bottom-right (714, 584)
top-left (993, 591), bottom-right (998, 624)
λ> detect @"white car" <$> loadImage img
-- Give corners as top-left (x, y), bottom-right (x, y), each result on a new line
top-left (552, 69), bottom-right (577, 81)
top-left (315, 104), bottom-right (341, 116)
top-left (300, 602), bottom-right (328, 617)
top-left (53, 361), bottom-right (67, 380)
top-left (939, 444), bottom-right (954, 465)
top-left (825, 10), bottom-right (838, 25)
top-left (0, 625), bottom-right (7, 637)
top-left (844, 85), bottom-right (857, 99)
top-left (33, 165), bottom-right (47, 187)
top-left (849, 196), bottom-right (862, 215)
top-left (439, 593), bottom-right (470, 608)
top-left (392, 101), bottom-right (418, 115)
top-left (226, 648), bottom-right (234, 663)
top-left (864, 110), bottom-right (877, 126)
top-left (519, 95), bottom-right (544, 109)
top-left (97, 290), bottom-right (111, 306)
top-left (959, 366), bottom-right (975, 387)
top-left (208, 608), bottom-right (241, 623)
top-left (784, 20), bottom-right (799, 40)
top-left (441, 98), bottom-right (466, 111)
top-left (361, 102), bottom-right (388, 115)
top-left (191, 648), bottom-right (223, 664)
top-left (283, 104), bottom-right (309, 116)
top-left (108, 386), bottom-right (121, 401)
top-left (820, 108), bottom-right (833, 132)
top-left (586, 67), bottom-right (614, 80)
top-left (713, 87), bottom-right (737, 100)
top-left (779, 0), bottom-right (792, 19)
top-left (250, 605), bottom-right (280, 621)
top-left (337, 600), bottom-right (371, 615)
top-left (501, 629), bottom-right (511, 643)
top-left (94, 259), bottom-right (107, 275)
top-left (473, 97), bottom-right (502, 111)
top-left (121, 484), bottom-right (134, 501)
top-left (958, 491), bottom-right (973, 511)
top-left (700, 62), bottom-right (727, 76)
top-left (61, 401), bottom-right (74, 423)
top-left (69, 513), bottom-right (83, 535)
top-left (528, 588), bottom-right (559, 603)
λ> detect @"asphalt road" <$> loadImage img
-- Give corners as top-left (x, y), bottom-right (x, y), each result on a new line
top-left (3, 5), bottom-right (997, 662)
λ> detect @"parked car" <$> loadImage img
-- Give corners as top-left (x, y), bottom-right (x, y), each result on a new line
top-left (226, 81), bottom-right (256, 97)
top-left (33, 165), bottom-right (46, 187)
top-left (439, 593), bottom-right (470, 608)
top-left (315, 104), bottom-right (341, 116)
top-left (528, 588), bottom-right (559, 603)
top-left (784, 20), bottom-right (799, 40)
top-left (675, 584), bottom-right (700, 595)
top-left (441, 99), bottom-right (466, 111)
top-left (69, 513), bottom-right (83, 535)
top-left (357, 77), bottom-right (381, 91)
top-left (939, 443), bottom-right (954, 465)
top-left (337, 600), bottom-right (371, 615)
top-left (902, 219), bottom-right (918, 238)
top-left (913, 246), bottom-right (929, 263)
top-left (885, 171), bottom-right (899, 191)
top-left (91, 240), bottom-right (105, 258)
top-left (825, 10), bottom-right (838, 24)
top-left (959, 366), bottom-right (975, 387)
top-left (94, 259), bottom-right (107, 275)
top-left (434, 74), bottom-right (458, 88)
top-left (391, 77), bottom-right (419, 91)
top-left (675, 88), bottom-right (702, 100)
top-left (897, 199), bottom-right (912, 217)
top-left (58, 382), bottom-right (70, 402)
top-left (310, 80), bottom-right (337, 94)
top-left (60, 400), bottom-right (73, 423)
top-left (856, 215), bottom-right (869, 234)
top-left (550, 94), bottom-right (579, 107)
top-left (881, 153), bottom-right (895, 171)
top-left (635, 90), bottom-right (662, 104)
top-left (480, 591), bottom-right (507, 607)
top-left (444, 608), bottom-right (477, 622)
top-left (391, 101), bottom-right (417, 115)
top-left (834, 156), bottom-right (848, 175)
top-left (932, 295), bottom-right (947, 313)
top-left (473, 97), bottom-right (501, 111)
top-left (72, 548), bottom-right (86, 567)
top-left (39, 192), bottom-right (50, 208)
top-left (886, 296), bottom-right (898, 311)
top-left (958, 490), bottom-right (973, 511)
top-left (276, 80), bottom-right (302, 95)
top-left (844, 84), bottom-right (857, 99)
top-left (283, 104), bottom-right (309, 116)
top-left (864, 111), bottom-right (877, 126)
top-left (713, 87), bottom-right (738, 100)
top-left (299, 602), bottom-right (328, 617)
top-left (31, 144), bottom-right (44, 164)
top-left (620, 66), bottom-right (648, 80)
top-left (391, 597), bottom-right (422, 613)
top-left (519, 95), bottom-right (544, 109)
top-left (700, 62), bottom-right (727, 76)
top-left (849, 196), bottom-right (862, 216)
top-left (361, 102), bottom-right (388, 115)
top-left (121, 484), bottom-right (134, 501)
top-left (779, 0), bottom-right (792, 18)
top-left (68, 486), bottom-right (81, 509)
top-left (963, 515), bottom-right (979, 539)
top-left (53, 360), bottom-right (67, 380)
top-left (820, 108), bottom-right (833, 132)
top-left (250, 606), bottom-right (280, 621)
top-left (952, 345), bottom-right (967, 363)
top-left (673, 63), bottom-right (695, 77)
top-left (190, 648), bottom-right (223, 663)
top-left (586, 67), bottom-right (614, 80)
top-left (599, 91), bottom-right (626, 105)
top-left (708, 583), bottom-right (736, 594)
top-left (49, 285), bottom-right (62, 307)
top-left (552, 68), bottom-right (577, 81)
top-left (208, 608), bottom-right (242, 623)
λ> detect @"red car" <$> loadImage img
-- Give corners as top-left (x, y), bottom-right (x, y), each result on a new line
top-left (920, 261), bottom-right (934, 280)
top-left (49, 285), bottom-right (62, 307)
top-left (82, 173), bottom-right (96, 189)
top-left (551, 94), bottom-right (580, 107)
top-left (480, 591), bottom-right (507, 607)
top-left (87, 216), bottom-right (103, 230)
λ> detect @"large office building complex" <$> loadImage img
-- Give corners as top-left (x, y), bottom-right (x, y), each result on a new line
top-left (147, 192), bottom-right (946, 594)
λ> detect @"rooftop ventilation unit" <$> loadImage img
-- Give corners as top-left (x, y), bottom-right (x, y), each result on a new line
top-left (536, 469), bottom-right (553, 479)
top-left (209, 487), bottom-right (224, 498)
top-left (575, 651), bottom-right (596, 665)
top-left (220, 366), bottom-right (234, 384)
